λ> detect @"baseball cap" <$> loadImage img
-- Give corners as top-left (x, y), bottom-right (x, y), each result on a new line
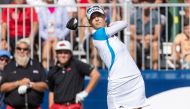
top-left (0, 50), bottom-right (12, 59)
top-left (86, 5), bottom-right (105, 20)
top-left (16, 38), bottom-right (31, 47)
top-left (55, 40), bottom-right (72, 51)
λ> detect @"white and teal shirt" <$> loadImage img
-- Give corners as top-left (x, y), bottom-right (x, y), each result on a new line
top-left (92, 21), bottom-right (141, 81)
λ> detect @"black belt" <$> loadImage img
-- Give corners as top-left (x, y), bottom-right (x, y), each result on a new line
top-left (63, 102), bottom-right (75, 105)
top-left (56, 101), bottom-right (76, 106)
top-left (10, 106), bottom-right (39, 109)
top-left (14, 107), bottom-right (38, 109)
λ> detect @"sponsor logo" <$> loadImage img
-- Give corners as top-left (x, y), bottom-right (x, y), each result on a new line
top-left (12, 70), bottom-right (16, 74)
top-left (66, 67), bottom-right (71, 72)
top-left (62, 70), bottom-right (65, 74)
top-left (118, 105), bottom-right (124, 108)
top-left (87, 6), bottom-right (103, 15)
top-left (33, 70), bottom-right (39, 74)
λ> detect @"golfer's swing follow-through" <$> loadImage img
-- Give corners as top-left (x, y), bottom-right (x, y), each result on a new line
top-left (66, 5), bottom-right (150, 109)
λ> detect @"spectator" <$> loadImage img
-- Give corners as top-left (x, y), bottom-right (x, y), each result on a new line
top-left (48, 40), bottom-right (100, 109)
top-left (0, 50), bottom-right (11, 72)
top-left (57, 0), bottom-right (77, 17)
top-left (38, 0), bottom-right (70, 69)
top-left (0, 9), bottom-right (8, 50)
top-left (0, 0), bottom-right (12, 4)
top-left (0, 50), bottom-right (11, 80)
top-left (0, 38), bottom-right (48, 109)
top-left (57, 0), bottom-right (78, 50)
top-left (155, 0), bottom-right (164, 3)
top-left (170, 17), bottom-right (190, 69)
top-left (131, 0), bottom-right (140, 15)
top-left (0, 50), bottom-right (11, 108)
top-left (118, 0), bottom-right (139, 15)
top-left (154, 0), bottom-right (167, 25)
top-left (132, 0), bottom-right (139, 3)
top-left (97, 0), bottom-right (121, 25)
top-left (130, 0), bottom-right (161, 70)
top-left (154, 0), bottom-right (169, 42)
top-left (0, 9), bottom-right (3, 49)
top-left (26, 0), bottom-right (46, 13)
top-left (184, 0), bottom-right (190, 19)
top-left (1, 0), bottom-right (38, 53)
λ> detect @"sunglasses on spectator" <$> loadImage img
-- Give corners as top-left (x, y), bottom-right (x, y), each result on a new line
top-left (16, 47), bottom-right (29, 51)
top-left (56, 50), bottom-right (71, 54)
top-left (0, 57), bottom-right (9, 62)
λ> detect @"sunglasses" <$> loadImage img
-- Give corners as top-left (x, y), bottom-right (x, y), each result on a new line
top-left (56, 50), bottom-right (71, 54)
top-left (16, 47), bottom-right (29, 51)
top-left (0, 57), bottom-right (9, 62)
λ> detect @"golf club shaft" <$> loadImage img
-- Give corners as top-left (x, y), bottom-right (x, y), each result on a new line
top-left (78, 25), bottom-right (91, 27)
top-left (25, 93), bottom-right (28, 109)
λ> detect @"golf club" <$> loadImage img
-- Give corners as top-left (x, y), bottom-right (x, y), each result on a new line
top-left (25, 93), bottom-right (28, 109)
top-left (66, 18), bottom-right (92, 30)
top-left (78, 25), bottom-right (92, 27)
top-left (0, 94), bottom-right (4, 109)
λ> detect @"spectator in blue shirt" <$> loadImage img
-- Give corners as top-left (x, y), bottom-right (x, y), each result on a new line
top-left (0, 50), bottom-right (11, 108)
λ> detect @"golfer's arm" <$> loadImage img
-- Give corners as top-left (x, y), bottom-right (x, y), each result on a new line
top-left (106, 21), bottom-right (128, 36)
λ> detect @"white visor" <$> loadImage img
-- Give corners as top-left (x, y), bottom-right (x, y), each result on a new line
top-left (86, 6), bottom-right (105, 20)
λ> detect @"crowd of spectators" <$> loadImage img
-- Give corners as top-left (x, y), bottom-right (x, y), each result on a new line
top-left (130, 0), bottom-right (161, 70)
top-left (0, 0), bottom-right (190, 70)
top-left (1, 0), bottom-right (38, 54)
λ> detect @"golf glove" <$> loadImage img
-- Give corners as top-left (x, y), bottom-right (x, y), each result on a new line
top-left (75, 91), bottom-right (88, 103)
top-left (66, 18), bottom-right (78, 30)
top-left (18, 85), bottom-right (28, 94)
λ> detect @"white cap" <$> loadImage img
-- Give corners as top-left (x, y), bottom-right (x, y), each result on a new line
top-left (16, 38), bottom-right (31, 47)
top-left (55, 40), bottom-right (72, 51)
top-left (86, 6), bottom-right (105, 20)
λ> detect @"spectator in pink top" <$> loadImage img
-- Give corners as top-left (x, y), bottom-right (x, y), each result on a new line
top-left (38, 0), bottom-right (70, 69)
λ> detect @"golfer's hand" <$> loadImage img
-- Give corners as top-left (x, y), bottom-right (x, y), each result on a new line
top-left (66, 18), bottom-right (78, 30)
top-left (18, 85), bottom-right (28, 94)
top-left (75, 91), bottom-right (88, 103)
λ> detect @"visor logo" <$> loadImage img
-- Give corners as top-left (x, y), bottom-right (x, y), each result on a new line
top-left (60, 43), bottom-right (66, 47)
top-left (87, 6), bottom-right (103, 15)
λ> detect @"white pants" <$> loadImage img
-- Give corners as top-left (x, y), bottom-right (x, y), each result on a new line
top-left (107, 76), bottom-right (148, 109)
